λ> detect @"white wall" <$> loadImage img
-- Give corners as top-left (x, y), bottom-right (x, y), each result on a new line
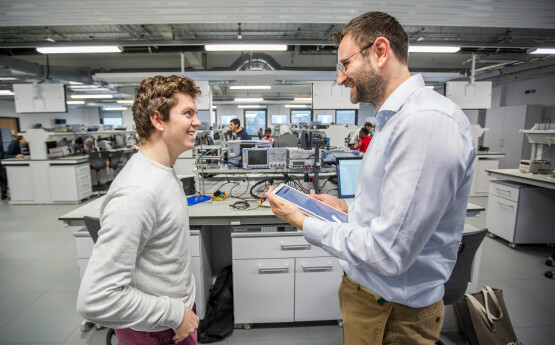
top-left (491, 74), bottom-right (555, 123)
top-left (0, 99), bottom-right (100, 131)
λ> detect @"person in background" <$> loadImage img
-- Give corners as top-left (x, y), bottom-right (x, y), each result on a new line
top-left (273, 124), bottom-right (298, 148)
top-left (349, 121), bottom-right (373, 147)
top-left (5, 135), bottom-right (27, 159)
top-left (257, 127), bottom-right (264, 139)
top-left (77, 75), bottom-right (201, 345)
top-left (350, 127), bottom-right (371, 153)
top-left (262, 127), bottom-right (274, 144)
top-left (266, 11), bottom-right (475, 345)
top-left (228, 118), bottom-right (250, 140)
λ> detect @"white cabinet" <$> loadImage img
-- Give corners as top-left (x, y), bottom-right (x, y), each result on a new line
top-left (190, 229), bottom-right (212, 320)
top-left (484, 105), bottom-right (542, 169)
top-left (232, 232), bottom-right (342, 324)
top-left (5, 164), bottom-right (34, 201)
top-left (486, 180), bottom-right (555, 246)
top-left (49, 163), bottom-right (92, 202)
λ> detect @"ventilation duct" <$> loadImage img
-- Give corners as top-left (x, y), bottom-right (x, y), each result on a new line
top-left (230, 53), bottom-right (281, 71)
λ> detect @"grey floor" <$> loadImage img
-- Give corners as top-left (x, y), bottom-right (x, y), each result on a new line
top-left (0, 196), bottom-right (553, 345)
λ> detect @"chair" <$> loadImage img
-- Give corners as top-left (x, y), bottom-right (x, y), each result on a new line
top-left (437, 227), bottom-right (488, 345)
top-left (107, 150), bottom-right (124, 175)
top-left (82, 216), bottom-right (116, 345)
top-left (89, 151), bottom-right (110, 193)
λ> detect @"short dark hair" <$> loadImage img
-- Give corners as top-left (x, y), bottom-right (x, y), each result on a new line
top-left (333, 11), bottom-right (409, 65)
top-left (132, 75), bottom-right (201, 141)
top-left (364, 122), bottom-right (372, 127)
top-left (360, 127), bottom-right (370, 135)
top-left (265, 128), bottom-right (272, 134)
top-left (230, 118), bottom-right (240, 127)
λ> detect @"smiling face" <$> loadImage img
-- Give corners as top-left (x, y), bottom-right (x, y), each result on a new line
top-left (337, 34), bottom-right (387, 107)
top-left (162, 92), bottom-right (200, 155)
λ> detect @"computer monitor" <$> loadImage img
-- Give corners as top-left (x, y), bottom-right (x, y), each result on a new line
top-left (336, 157), bottom-right (363, 199)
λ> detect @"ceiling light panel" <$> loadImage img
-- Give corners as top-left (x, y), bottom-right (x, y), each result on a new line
top-left (234, 97), bottom-right (263, 102)
top-left (409, 46), bottom-right (460, 53)
top-left (70, 94), bottom-right (114, 99)
top-left (36, 45), bottom-right (122, 54)
top-left (230, 85), bottom-right (271, 90)
top-left (205, 44), bottom-right (287, 51)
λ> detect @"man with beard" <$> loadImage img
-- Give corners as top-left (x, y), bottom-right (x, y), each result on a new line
top-left (266, 11), bottom-right (475, 345)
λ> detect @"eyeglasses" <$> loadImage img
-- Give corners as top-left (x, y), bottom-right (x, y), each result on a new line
top-left (337, 42), bottom-right (374, 72)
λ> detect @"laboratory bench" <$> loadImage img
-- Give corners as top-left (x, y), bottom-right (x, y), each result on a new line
top-left (2, 155), bottom-right (92, 204)
top-left (486, 169), bottom-right (555, 247)
top-left (59, 194), bottom-right (485, 328)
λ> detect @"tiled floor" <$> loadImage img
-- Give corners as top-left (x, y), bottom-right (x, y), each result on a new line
top-left (0, 196), bottom-right (553, 344)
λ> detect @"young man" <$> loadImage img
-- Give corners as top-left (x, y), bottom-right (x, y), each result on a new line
top-left (262, 127), bottom-right (274, 144)
top-left (228, 118), bottom-right (250, 140)
top-left (350, 127), bottom-right (371, 153)
top-left (4, 135), bottom-right (27, 158)
top-left (266, 11), bottom-right (475, 345)
top-left (77, 75), bottom-right (201, 345)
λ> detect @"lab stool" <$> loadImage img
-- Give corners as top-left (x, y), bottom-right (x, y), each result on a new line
top-left (545, 252), bottom-right (555, 279)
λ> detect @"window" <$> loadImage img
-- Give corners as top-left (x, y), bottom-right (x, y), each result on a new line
top-left (317, 114), bottom-right (333, 124)
top-left (336, 110), bottom-right (357, 126)
top-left (290, 110), bottom-right (312, 124)
top-left (271, 114), bottom-right (288, 125)
top-left (101, 111), bottom-right (123, 127)
top-left (244, 110), bottom-right (267, 137)
top-left (221, 115), bottom-right (238, 125)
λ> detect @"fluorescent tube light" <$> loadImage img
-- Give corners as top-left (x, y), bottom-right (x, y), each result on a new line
top-left (0, 77), bottom-right (18, 81)
top-left (409, 46), bottom-right (460, 53)
top-left (235, 98), bottom-right (263, 102)
top-left (294, 98), bottom-right (312, 101)
top-left (68, 81), bottom-right (83, 85)
top-left (0, 90), bottom-right (14, 95)
top-left (425, 86), bottom-right (435, 89)
top-left (530, 48), bottom-right (555, 55)
top-left (205, 44), bottom-right (287, 51)
top-left (238, 105), bottom-right (263, 109)
top-left (230, 85), bottom-right (271, 90)
top-left (212, 106), bottom-right (217, 109)
top-left (69, 85), bottom-right (100, 89)
top-left (116, 100), bottom-right (134, 104)
top-left (285, 104), bottom-right (310, 108)
top-left (36, 45), bottom-right (122, 54)
top-left (104, 106), bottom-right (127, 111)
top-left (71, 94), bottom-right (113, 99)
top-left (66, 101), bottom-right (85, 105)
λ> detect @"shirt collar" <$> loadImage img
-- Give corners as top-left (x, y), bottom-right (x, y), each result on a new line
top-left (376, 74), bottom-right (425, 128)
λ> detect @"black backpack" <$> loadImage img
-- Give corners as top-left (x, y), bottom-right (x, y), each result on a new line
top-left (198, 265), bottom-right (234, 343)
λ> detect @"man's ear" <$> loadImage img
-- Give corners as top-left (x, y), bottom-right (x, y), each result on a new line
top-left (373, 37), bottom-right (390, 68)
top-left (150, 110), bottom-right (164, 132)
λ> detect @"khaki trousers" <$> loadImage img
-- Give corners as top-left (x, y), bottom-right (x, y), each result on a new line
top-left (339, 274), bottom-right (444, 345)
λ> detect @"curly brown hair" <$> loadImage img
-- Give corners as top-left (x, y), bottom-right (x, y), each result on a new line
top-left (132, 75), bottom-right (201, 141)
top-left (333, 11), bottom-right (409, 65)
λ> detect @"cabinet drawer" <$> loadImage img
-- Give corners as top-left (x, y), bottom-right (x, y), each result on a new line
top-left (75, 164), bottom-right (90, 175)
top-left (76, 173), bottom-right (90, 184)
top-left (486, 194), bottom-right (517, 242)
top-left (233, 258), bottom-right (294, 323)
top-left (489, 181), bottom-right (520, 202)
top-left (190, 234), bottom-right (200, 257)
top-left (232, 235), bottom-right (328, 259)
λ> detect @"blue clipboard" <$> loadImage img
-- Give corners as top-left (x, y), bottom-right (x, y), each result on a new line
top-left (187, 194), bottom-right (212, 206)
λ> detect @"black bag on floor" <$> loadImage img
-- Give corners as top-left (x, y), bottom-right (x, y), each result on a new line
top-left (198, 265), bottom-right (234, 343)
top-left (454, 285), bottom-right (522, 345)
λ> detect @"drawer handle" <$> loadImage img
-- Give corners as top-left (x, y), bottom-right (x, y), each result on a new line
top-left (497, 201), bottom-right (514, 209)
top-left (280, 243), bottom-right (311, 250)
top-left (258, 267), bottom-right (289, 274)
top-left (495, 188), bottom-right (512, 194)
top-left (302, 264), bottom-right (332, 272)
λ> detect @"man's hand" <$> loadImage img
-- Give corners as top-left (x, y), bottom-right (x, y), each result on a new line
top-left (15, 154), bottom-right (24, 159)
top-left (307, 193), bottom-right (349, 213)
top-left (265, 186), bottom-right (307, 230)
top-left (172, 306), bottom-right (199, 344)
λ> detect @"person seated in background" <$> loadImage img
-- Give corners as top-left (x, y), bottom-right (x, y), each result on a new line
top-left (273, 124), bottom-right (299, 147)
top-left (350, 127), bottom-right (371, 153)
top-left (349, 121), bottom-right (373, 147)
top-left (228, 118), bottom-right (250, 140)
top-left (5, 135), bottom-right (27, 159)
top-left (257, 127), bottom-right (264, 139)
top-left (262, 128), bottom-right (274, 144)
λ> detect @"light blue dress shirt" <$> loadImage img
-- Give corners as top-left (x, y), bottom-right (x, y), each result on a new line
top-left (303, 74), bottom-right (476, 308)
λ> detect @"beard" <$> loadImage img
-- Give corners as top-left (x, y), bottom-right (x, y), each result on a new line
top-left (349, 65), bottom-right (387, 107)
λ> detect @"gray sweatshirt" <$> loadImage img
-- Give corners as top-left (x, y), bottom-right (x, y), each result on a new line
top-left (77, 151), bottom-right (195, 331)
